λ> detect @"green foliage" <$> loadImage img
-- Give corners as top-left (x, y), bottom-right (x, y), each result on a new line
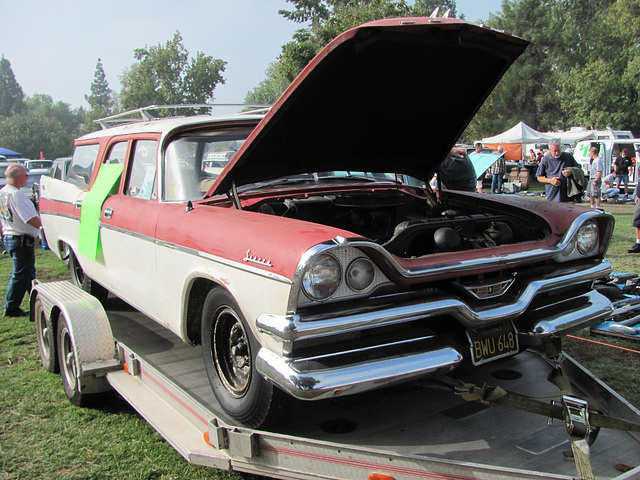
top-left (82, 58), bottom-right (114, 134)
top-left (244, 62), bottom-right (291, 105)
top-left (120, 32), bottom-right (226, 111)
top-left (0, 56), bottom-right (25, 117)
top-left (85, 58), bottom-right (112, 115)
top-left (0, 95), bottom-right (81, 159)
top-left (558, 0), bottom-right (640, 134)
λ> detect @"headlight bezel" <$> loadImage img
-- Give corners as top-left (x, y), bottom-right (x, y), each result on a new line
top-left (555, 213), bottom-right (610, 262)
top-left (295, 241), bottom-right (391, 306)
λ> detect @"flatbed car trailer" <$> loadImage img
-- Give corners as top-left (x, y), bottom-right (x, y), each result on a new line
top-left (31, 280), bottom-right (640, 480)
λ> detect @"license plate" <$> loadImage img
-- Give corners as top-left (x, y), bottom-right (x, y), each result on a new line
top-left (466, 321), bottom-right (519, 366)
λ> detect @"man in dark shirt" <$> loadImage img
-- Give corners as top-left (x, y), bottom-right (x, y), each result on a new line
top-left (614, 149), bottom-right (632, 197)
top-left (536, 139), bottom-right (580, 202)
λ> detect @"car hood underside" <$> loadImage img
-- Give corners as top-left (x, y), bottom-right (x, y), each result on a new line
top-left (209, 17), bottom-right (529, 196)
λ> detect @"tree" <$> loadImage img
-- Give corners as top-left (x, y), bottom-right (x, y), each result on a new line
top-left (85, 58), bottom-right (113, 117)
top-left (558, 0), bottom-right (640, 134)
top-left (464, 0), bottom-right (619, 141)
top-left (244, 62), bottom-right (291, 105)
top-left (120, 32), bottom-right (226, 111)
top-left (0, 95), bottom-right (82, 159)
top-left (0, 56), bottom-right (25, 117)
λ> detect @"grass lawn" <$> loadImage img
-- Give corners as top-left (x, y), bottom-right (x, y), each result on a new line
top-left (1, 191), bottom-right (639, 479)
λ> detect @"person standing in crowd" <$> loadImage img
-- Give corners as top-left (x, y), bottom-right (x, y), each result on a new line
top-left (0, 163), bottom-right (41, 317)
top-left (536, 138), bottom-right (581, 202)
top-left (490, 145), bottom-right (507, 194)
top-left (473, 142), bottom-right (484, 193)
top-left (586, 146), bottom-right (603, 208)
top-left (437, 146), bottom-right (477, 193)
top-left (614, 149), bottom-right (632, 198)
top-left (629, 183), bottom-right (640, 253)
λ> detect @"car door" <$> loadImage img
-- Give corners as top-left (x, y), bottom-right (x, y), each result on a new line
top-left (99, 138), bottom-right (163, 319)
top-left (39, 143), bottom-right (100, 268)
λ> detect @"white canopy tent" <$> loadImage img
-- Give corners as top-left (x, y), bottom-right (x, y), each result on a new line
top-left (481, 122), bottom-right (554, 161)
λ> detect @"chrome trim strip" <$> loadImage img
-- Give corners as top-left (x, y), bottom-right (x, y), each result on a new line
top-left (256, 345), bottom-right (463, 400)
top-left (99, 223), bottom-right (292, 285)
top-left (259, 259), bottom-right (613, 343)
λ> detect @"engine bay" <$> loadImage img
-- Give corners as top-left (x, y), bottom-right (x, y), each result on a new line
top-left (251, 189), bottom-right (547, 258)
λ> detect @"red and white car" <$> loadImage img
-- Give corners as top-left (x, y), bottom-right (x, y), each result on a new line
top-left (39, 17), bottom-right (615, 427)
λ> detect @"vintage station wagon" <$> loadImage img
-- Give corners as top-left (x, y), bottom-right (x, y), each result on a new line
top-left (39, 17), bottom-right (615, 427)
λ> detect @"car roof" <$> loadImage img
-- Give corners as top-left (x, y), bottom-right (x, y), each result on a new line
top-left (79, 107), bottom-right (268, 141)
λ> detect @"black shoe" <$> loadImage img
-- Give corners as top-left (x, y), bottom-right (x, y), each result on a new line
top-left (628, 243), bottom-right (640, 253)
top-left (3, 308), bottom-right (28, 317)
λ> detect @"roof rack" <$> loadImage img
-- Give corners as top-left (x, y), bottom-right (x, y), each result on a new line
top-left (95, 104), bottom-right (272, 129)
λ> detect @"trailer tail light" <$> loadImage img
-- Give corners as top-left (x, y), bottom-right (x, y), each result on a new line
top-left (369, 473), bottom-right (395, 480)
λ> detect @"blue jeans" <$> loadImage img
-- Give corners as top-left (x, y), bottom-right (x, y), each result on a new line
top-left (491, 173), bottom-right (504, 194)
top-left (4, 235), bottom-right (36, 312)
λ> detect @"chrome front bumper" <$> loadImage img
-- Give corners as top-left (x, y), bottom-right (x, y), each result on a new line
top-left (256, 259), bottom-right (613, 401)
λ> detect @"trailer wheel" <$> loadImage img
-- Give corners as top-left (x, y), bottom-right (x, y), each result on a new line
top-left (57, 315), bottom-right (86, 406)
top-left (34, 296), bottom-right (58, 373)
top-left (68, 250), bottom-right (108, 304)
top-left (201, 289), bottom-right (288, 428)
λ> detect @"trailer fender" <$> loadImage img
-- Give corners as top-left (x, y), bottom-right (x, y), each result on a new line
top-left (31, 280), bottom-right (120, 395)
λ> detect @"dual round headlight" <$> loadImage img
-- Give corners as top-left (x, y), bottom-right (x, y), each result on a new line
top-left (302, 254), bottom-right (375, 300)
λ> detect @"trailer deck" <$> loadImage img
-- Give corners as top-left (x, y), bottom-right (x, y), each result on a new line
top-left (96, 295), bottom-right (640, 480)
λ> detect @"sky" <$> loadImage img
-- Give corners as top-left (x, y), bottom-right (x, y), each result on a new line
top-left (0, 0), bottom-right (503, 111)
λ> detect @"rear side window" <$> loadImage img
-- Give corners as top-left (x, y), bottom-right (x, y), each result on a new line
top-left (69, 144), bottom-right (100, 187)
top-left (126, 140), bottom-right (158, 200)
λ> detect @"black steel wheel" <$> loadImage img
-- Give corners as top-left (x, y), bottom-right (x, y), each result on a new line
top-left (201, 288), bottom-right (289, 428)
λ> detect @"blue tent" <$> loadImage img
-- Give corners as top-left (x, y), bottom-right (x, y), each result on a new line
top-left (0, 148), bottom-right (22, 158)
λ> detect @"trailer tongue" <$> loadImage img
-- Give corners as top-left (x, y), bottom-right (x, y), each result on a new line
top-left (32, 280), bottom-right (640, 480)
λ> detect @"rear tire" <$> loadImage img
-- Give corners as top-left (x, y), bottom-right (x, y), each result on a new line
top-left (34, 296), bottom-right (58, 373)
top-left (57, 315), bottom-right (86, 406)
top-left (201, 288), bottom-right (289, 428)
top-left (68, 250), bottom-right (109, 304)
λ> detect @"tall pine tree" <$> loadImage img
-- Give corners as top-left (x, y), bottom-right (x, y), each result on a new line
top-left (85, 58), bottom-right (112, 118)
top-left (0, 56), bottom-right (25, 117)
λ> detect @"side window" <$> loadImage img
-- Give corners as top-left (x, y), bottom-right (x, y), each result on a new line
top-left (69, 144), bottom-right (100, 187)
top-left (104, 142), bottom-right (128, 165)
top-left (126, 140), bottom-right (158, 200)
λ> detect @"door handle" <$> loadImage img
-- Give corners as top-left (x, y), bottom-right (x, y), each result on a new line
top-left (104, 208), bottom-right (114, 219)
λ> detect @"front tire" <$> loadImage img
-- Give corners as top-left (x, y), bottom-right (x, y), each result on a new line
top-left (201, 289), bottom-right (288, 428)
top-left (34, 296), bottom-right (58, 373)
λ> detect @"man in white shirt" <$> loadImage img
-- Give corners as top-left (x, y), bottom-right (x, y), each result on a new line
top-left (0, 163), bottom-right (41, 316)
top-left (586, 147), bottom-right (603, 208)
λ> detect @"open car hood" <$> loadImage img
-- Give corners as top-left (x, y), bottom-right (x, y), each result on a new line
top-left (208, 17), bottom-right (529, 196)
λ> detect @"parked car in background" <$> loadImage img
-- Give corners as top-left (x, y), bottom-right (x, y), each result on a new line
top-left (38, 17), bottom-right (616, 428)
top-left (49, 156), bottom-right (73, 180)
top-left (25, 159), bottom-right (53, 175)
